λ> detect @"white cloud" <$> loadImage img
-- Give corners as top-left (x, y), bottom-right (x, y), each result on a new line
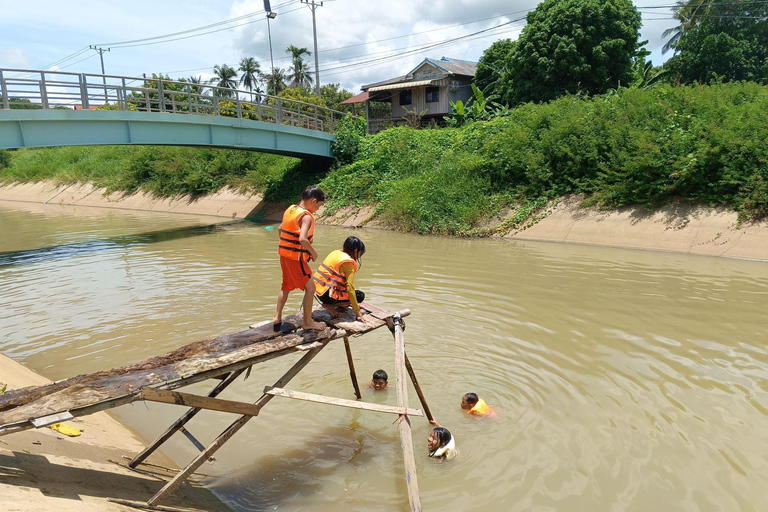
top-left (0, 48), bottom-right (29, 68)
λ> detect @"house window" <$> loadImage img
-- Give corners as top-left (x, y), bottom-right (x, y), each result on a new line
top-left (426, 87), bottom-right (440, 103)
top-left (399, 89), bottom-right (412, 106)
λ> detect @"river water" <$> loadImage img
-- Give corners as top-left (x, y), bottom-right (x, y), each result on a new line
top-left (1, 200), bottom-right (767, 512)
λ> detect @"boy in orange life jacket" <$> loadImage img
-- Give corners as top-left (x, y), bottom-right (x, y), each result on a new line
top-left (312, 236), bottom-right (366, 322)
top-left (461, 392), bottom-right (492, 417)
top-left (273, 186), bottom-right (326, 332)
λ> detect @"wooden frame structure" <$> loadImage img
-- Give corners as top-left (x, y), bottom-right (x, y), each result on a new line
top-left (0, 303), bottom-right (433, 512)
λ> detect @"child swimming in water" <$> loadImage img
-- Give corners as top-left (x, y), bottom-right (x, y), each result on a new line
top-left (428, 426), bottom-right (457, 461)
top-left (365, 369), bottom-right (388, 390)
top-left (461, 392), bottom-right (493, 417)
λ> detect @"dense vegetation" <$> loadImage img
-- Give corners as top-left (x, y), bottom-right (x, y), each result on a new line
top-left (321, 82), bottom-right (768, 235)
top-left (0, 145), bottom-right (328, 201)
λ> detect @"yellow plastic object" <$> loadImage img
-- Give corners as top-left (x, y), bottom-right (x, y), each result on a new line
top-left (47, 422), bottom-right (81, 437)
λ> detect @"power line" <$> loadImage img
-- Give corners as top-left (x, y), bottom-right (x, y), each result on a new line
top-left (95, 0), bottom-right (299, 47)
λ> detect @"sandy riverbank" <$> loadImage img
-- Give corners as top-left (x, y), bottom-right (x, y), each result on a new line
top-left (0, 181), bottom-right (767, 261)
top-left (0, 354), bottom-right (231, 512)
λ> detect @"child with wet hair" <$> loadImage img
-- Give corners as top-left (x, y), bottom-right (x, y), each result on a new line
top-left (366, 369), bottom-right (388, 390)
top-left (461, 392), bottom-right (492, 417)
top-left (428, 426), bottom-right (457, 461)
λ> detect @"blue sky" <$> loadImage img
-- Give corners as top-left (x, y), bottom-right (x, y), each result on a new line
top-left (1, 0), bottom-right (678, 93)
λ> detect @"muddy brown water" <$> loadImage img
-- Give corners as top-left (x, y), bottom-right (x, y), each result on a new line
top-left (1, 200), bottom-right (767, 512)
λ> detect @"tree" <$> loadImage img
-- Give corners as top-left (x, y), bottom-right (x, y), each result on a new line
top-left (209, 64), bottom-right (238, 96)
top-left (186, 75), bottom-right (204, 96)
top-left (661, 0), bottom-right (710, 54)
top-left (474, 39), bottom-right (516, 94)
top-left (320, 83), bottom-right (354, 112)
top-left (665, 0), bottom-right (768, 83)
top-left (238, 57), bottom-right (262, 93)
top-left (502, 0), bottom-right (642, 105)
top-left (264, 67), bottom-right (289, 95)
top-left (286, 45), bottom-right (313, 88)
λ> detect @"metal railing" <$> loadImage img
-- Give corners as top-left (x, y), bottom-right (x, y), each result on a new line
top-left (0, 68), bottom-right (346, 134)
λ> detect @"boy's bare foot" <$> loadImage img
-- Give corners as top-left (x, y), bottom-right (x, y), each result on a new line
top-left (321, 304), bottom-right (341, 318)
top-left (303, 320), bottom-right (326, 331)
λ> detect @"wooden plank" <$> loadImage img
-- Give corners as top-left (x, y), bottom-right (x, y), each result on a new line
top-left (264, 387), bottom-right (423, 416)
top-left (404, 355), bottom-right (434, 423)
top-left (140, 388), bottom-right (263, 417)
top-left (343, 336), bottom-right (362, 399)
top-left (129, 369), bottom-right (244, 468)
top-left (392, 313), bottom-right (422, 512)
top-left (147, 339), bottom-right (330, 506)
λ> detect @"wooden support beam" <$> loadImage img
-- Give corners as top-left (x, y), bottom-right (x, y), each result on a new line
top-left (140, 388), bottom-right (264, 417)
top-left (343, 336), bottom-right (362, 399)
top-left (130, 369), bottom-right (244, 468)
top-left (147, 339), bottom-right (330, 507)
top-left (404, 355), bottom-right (434, 423)
top-left (392, 313), bottom-right (422, 512)
top-left (264, 387), bottom-right (423, 416)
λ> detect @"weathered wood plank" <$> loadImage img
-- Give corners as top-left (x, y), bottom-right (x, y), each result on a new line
top-left (0, 326), bottom-right (346, 432)
top-left (392, 313), bottom-right (422, 512)
top-left (140, 388), bottom-right (263, 417)
top-left (263, 386), bottom-right (423, 416)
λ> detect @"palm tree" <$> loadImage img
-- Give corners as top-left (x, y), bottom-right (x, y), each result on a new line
top-left (286, 45), bottom-right (313, 88)
top-left (661, 0), bottom-right (710, 54)
top-left (209, 64), bottom-right (238, 97)
top-left (186, 75), bottom-right (204, 95)
top-left (238, 57), bottom-right (262, 93)
top-left (263, 67), bottom-right (289, 95)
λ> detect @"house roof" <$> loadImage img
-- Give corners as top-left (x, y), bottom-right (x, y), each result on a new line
top-left (360, 57), bottom-right (477, 92)
top-left (407, 57), bottom-right (478, 79)
top-left (339, 91), bottom-right (370, 105)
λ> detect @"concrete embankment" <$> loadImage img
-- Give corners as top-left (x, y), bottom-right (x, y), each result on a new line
top-left (1, 181), bottom-right (767, 261)
top-left (0, 354), bottom-right (232, 512)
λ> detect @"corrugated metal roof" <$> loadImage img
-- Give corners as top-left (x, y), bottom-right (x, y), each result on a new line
top-left (368, 79), bottom-right (446, 92)
top-left (339, 91), bottom-right (370, 104)
top-left (425, 57), bottom-right (477, 77)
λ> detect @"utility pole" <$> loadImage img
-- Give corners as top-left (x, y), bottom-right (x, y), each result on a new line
top-left (89, 45), bottom-right (110, 103)
top-left (300, 0), bottom-right (323, 97)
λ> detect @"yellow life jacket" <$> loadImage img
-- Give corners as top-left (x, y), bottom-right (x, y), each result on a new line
top-left (313, 250), bottom-right (358, 300)
top-left (278, 205), bottom-right (314, 261)
top-left (469, 398), bottom-right (490, 417)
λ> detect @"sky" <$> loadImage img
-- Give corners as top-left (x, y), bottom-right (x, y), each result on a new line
top-left (0, 0), bottom-right (679, 93)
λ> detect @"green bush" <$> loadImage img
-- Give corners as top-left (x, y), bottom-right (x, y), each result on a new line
top-left (321, 81), bottom-right (768, 234)
top-left (330, 114), bottom-right (367, 167)
top-left (0, 150), bottom-right (11, 169)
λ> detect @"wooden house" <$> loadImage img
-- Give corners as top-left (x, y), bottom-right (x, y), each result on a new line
top-left (340, 57), bottom-right (477, 134)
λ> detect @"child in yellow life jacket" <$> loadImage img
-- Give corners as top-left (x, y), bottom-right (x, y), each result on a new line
top-left (272, 186), bottom-right (326, 332)
top-left (461, 392), bottom-right (494, 417)
top-left (312, 236), bottom-right (366, 322)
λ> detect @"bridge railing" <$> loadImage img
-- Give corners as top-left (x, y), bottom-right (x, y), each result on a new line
top-left (0, 68), bottom-right (348, 134)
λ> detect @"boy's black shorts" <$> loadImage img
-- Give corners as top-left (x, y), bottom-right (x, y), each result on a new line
top-left (318, 289), bottom-right (365, 305)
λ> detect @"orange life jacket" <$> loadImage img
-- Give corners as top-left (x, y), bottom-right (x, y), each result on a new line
top-left (469, 398), bottom-right (490, 417)
top-left (312, 250), bottom-right (358, 301)
top-left (278, 205), bottom-right (314, 261)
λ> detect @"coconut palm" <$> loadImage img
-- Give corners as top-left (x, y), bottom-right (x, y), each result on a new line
top-left (661, 0), bottom-right (710, 54)
top-left (238, 57), bottom-right (262, 93)
top-left (186, 75), bottom-right (204, 95)
top-left (209, 64), bottom-right (238, 96)
top-left (286, 45), bottom-right (313, 88)
top-left (264, 67), bottom-right (289, 95)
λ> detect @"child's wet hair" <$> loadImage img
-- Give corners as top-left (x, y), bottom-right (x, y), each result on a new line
top-left (464, 392), bottom-right (478, 405)
top-left (343, 236), bottom-right (366, 258)
top-left (373, 369), bottom-right (388, 382)
top-left (301, 185), bottom-right (325, 202)
top-left (432, 427), bottom-right (452, 446)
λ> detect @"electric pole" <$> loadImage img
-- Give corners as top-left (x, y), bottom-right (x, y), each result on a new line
top-left (264, 1), bottom-right (277, 96)
top-left (89, 45), bottom-right (110, 103)
top-left (300, 0), bottom-right (323, 97)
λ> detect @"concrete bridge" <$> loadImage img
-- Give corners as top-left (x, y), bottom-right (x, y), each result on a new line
top-left (0, 68), bottom-right (343, 158)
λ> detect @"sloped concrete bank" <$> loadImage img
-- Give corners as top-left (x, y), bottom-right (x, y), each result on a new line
top-left (1, 182), bottom-right (767, 261)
